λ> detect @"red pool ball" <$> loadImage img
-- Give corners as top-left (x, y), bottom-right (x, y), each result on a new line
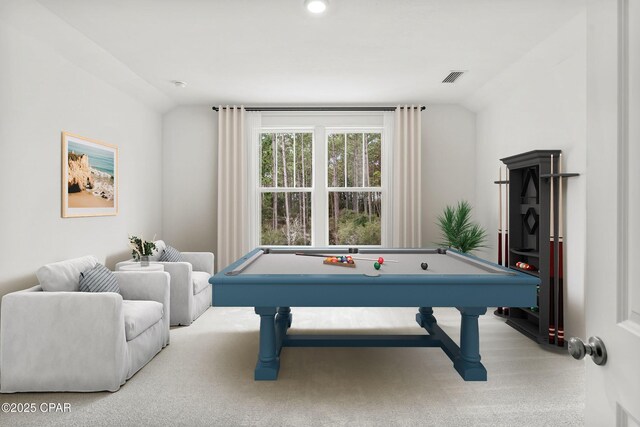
top-left (377, 257), bottom-right (384, 265)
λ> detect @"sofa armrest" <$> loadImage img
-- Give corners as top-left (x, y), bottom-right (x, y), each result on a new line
top-left (182, 252), bottom-right (215, 275)
top-left (0, 291), bottom-right (127, 392)
top-left (115, 271), bottom-right (170, 345)
top-left (159, 262), bottom-right (193, 326)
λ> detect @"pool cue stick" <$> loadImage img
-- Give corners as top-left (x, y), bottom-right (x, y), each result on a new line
top-left (557, 154), bottom-right (565, 347)
top-left (295, 252), bottom-right (331, 257)
top-left (505, 166), bottom-right (509, 267)
top-left (548, 155), bottom-right (556, 345)
top-left (503, 167), bottom-right (510, 316)
top-left (351, 256), bottom-right (398, 263)
top-left (498, 167), bottom-right (503, 266)
top-left (496, 167), bottom-right (504, 315)
top-left (294, 253), bottom-right (399, 263)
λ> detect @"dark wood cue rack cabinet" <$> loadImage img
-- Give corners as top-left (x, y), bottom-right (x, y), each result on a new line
top-left (499, 150), bottom-right (559, 344)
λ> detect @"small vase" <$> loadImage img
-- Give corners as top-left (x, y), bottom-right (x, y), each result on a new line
top-left (140, 255), bottom-right (150, 267)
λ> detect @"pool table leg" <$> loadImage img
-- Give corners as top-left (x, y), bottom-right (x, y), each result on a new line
top-left (454, 307), bottom-right (488, 381)
top-left (416, 307), bottom-right (437, 329)
top-left (254, 307), bottom-right (280, 380)
top-left (277, 306), bottom-right (292, 328)
top-left (275, 307), bottom-right (292, 355)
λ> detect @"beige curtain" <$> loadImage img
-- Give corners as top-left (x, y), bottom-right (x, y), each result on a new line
top-left (217, 106), bottom-right (248, 271)
top-left (392, 105), bottom-right (422, 247)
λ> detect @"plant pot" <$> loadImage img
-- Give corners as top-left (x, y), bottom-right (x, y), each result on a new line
top-left (140, 255), bottom-right (150, 267)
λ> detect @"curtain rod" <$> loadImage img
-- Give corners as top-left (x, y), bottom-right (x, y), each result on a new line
top-left (211, 106), bottom-right (426, 112)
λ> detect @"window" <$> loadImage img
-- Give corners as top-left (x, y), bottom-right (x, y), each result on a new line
top-left (253, 114), bottom-right (390, 247)
top-left (327, 132), bottom-right (382, 245)
top-left (259, 132), bottom-right (313, 245)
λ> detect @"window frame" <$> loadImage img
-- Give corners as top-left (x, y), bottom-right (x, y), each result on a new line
top-left (324, 127), bottom-right (385, 247)
top-left (249, 113), bottom-right (393, 249)
top-left (256, 128), bottom-right (315, 247)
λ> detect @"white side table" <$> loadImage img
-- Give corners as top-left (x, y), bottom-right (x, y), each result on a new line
top-left (117, 263), bottom-right (164, 272)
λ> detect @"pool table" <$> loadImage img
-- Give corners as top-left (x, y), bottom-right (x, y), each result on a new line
top-left (209, 248), bottom-right (539, 381)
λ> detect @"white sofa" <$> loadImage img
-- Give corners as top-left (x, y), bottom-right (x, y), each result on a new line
top-left (116, 240), bottom-right (213, 326)
top-left (0, 257), bottom-right (170, 393)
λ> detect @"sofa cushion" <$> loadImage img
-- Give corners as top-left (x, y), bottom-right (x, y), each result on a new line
top-left (148, 240), bottom-right (166, 261)
top-left (122, 300), bottom-right (164, 341)
top-left (79, 264), bottom-right (120, 294)
top-left (192, 271), bottom-right (210, 295)
top-left (37, 255), bottom-right (98, 292)
top-left (160, 245), bottom-right (183, 262)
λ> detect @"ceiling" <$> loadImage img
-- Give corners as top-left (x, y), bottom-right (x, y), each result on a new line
top-left (37, 0), bottom-right (585, 107)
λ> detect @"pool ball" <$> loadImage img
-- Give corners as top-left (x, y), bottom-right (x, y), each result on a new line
top-left (421, 262), bottom-right (428, 270)
top-left (374, 261), bottom-right (381, 270)
top-left (377, 257), bottom-right (384, 265)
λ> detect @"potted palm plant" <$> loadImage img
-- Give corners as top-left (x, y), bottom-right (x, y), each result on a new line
top-left (436, 200), bottom-right (488, 254)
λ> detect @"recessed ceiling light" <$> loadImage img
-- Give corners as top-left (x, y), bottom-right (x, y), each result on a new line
top-left (171, 80), bottom-right (187, 88)
top-left (305, 0), bottom-right (328, 14)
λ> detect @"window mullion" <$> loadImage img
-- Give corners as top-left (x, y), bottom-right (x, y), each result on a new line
top-left (362, 132), bottom-right (366, 187)
top-left (313, 126), bottom-right (327, 246)
top-left (328, 187), bottom-right (380, 192)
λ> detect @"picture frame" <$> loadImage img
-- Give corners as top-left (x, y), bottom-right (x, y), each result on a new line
top-left (61, 131), bottom-right (118, 218)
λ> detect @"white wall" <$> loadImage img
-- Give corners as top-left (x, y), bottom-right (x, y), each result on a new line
top-left (0, 11), bottom-right (164, 300)
top-left (162, 106), bottom-right (218, 254)
top-left (161, 106), bottom-right (477, 270)
top-left (421, 105), bottom-right (477, 246)
top-left (467, 12), bottom-right (587, 338)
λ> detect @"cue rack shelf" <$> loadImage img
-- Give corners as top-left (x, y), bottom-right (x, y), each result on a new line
top-left (494, 150), bottom-right (578, 347)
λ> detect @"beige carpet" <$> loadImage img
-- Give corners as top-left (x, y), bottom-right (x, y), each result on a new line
top-left (1, 307), bottom-right (584, 426)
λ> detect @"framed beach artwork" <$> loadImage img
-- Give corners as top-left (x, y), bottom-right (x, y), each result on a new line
top-left (61, 132), bottom-right (118, 218)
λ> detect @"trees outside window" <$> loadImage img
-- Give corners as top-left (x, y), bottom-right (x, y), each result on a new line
top-left (259, 132), bottom-right (312, 245)
top-left (327, 132), bottom-right (382, 245)
top-left (258, 128), bottom-right (384, 247)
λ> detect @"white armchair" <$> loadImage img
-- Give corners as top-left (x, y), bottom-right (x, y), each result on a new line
top-left (0, 262), bottom-right (170, 393)
top-left (116, 240), bottom-right (213, 326)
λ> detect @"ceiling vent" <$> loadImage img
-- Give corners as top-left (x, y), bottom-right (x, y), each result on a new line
top-left (442, 71), bottom-right (465, 83)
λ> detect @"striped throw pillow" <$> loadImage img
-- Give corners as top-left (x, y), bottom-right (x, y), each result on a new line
top-left (79, 263), bottom-right (120, 294)
top-left (159, 245), bottom-right (183, 262)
